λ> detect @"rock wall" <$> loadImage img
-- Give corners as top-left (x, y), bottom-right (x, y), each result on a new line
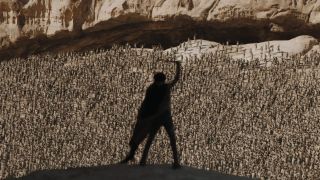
top-left (0, 0), bottom-right (320, 49)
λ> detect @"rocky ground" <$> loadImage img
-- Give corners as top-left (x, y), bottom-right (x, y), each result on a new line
top-left (17, 164), bottom-right (250, 180)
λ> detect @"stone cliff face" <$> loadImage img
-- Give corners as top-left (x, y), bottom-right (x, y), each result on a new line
top-left (0, 0), bottom-right (320, 53)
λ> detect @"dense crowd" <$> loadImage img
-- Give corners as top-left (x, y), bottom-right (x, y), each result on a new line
top-left (1, 44), bottom-right (320, 179)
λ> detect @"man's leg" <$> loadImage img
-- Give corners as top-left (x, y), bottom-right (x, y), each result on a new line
top-left (139, 127), bottom-right (159, 166)
top-left (164, 117), bottom-right (181, 169)
top-left (120, 143), bottom-right (138, 164)
top-left (121, 116), bottom-right (149, 164)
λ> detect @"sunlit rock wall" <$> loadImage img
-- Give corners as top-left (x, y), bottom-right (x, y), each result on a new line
top-left (0, 0), bottom-right (320, 49)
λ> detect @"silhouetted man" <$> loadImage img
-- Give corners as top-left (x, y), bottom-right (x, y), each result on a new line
top-left (120, 61), bottom-right (181, 169)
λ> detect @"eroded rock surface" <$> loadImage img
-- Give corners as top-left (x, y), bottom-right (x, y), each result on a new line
top-left (0, 0), bottom-right (320, 52)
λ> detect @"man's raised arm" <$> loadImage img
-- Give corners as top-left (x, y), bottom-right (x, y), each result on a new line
top-left (168, 61), bottom-right (181, 87)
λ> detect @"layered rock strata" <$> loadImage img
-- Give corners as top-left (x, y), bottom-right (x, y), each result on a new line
top-left (0, 0), bottom-right (320, 52)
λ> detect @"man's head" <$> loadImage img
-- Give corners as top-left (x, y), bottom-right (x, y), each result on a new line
top-left (154, 72), bottom-right (166, 84)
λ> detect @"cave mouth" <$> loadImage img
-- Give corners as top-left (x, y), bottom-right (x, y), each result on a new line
top-left (1, 18), bottom-right (320, 60)
top-left (79, 18), bottom-right (320, 49)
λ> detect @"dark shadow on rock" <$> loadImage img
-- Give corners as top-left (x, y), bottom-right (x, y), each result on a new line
top-left (15, 164), bottom-right (253, 180)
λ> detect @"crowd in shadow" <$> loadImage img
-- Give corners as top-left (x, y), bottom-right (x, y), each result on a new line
top-left (1, 45), bottom-right (320, 179)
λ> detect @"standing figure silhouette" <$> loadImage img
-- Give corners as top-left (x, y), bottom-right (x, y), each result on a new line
top-left (120, 61), bottom-right (181, 169)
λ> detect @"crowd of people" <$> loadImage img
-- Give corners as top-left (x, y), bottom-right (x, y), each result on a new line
top-left (1, 44), bottom-right (320, 179)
